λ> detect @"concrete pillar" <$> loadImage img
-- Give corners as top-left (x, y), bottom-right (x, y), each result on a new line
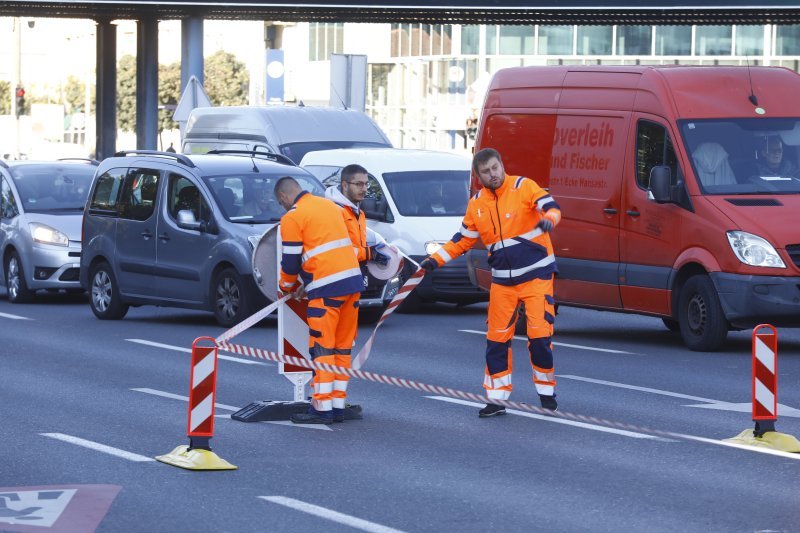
top-left (181, 17), bottom-right (204, 90)
top-left (136, 18), bottom-right (159, 150)
top-left (95, 19), bottom-right (117, 160)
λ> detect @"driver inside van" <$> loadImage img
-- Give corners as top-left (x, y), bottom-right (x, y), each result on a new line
top-left (755, 135), bottom-right (799, 178)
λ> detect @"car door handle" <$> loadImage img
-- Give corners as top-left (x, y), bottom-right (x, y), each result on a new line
top-left (626, 209), bottom-right (641, 217)
top-left (158, 232), bottom-right (170, 242)
top-left (140, 230), bottom-right (153, 239)
top-left (603, 208), bottom-right (618, 215)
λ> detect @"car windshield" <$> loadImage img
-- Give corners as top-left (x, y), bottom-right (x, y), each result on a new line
top-left (679, 118), bottom-right (800, 195)
top-left (10, 164), bottom-right (95, 212)
top-left (280, 141), bottom-right (389, 164)
top-left (202, 171), bottom-right (324, 223)
top-left (382, 170), bottom-right (470, 216)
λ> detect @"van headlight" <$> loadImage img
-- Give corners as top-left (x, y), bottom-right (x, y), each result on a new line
top-left (30, 222), bottom-right (69, 246)
top-left (726, 231), bottom-right (786, 268)
top-left (425, 241), bottom-right (445, 255)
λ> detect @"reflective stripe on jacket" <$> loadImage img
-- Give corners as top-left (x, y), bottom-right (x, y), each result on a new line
top-left (433, 175), bottom-right (560, 286)
top-left (279, 191), bottom-right (363, 299)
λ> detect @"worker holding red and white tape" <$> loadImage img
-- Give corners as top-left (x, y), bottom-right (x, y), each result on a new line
top-left (275, 176), bottom-right (364, 425)
top-left (420, 147), bottom-right (561, 418)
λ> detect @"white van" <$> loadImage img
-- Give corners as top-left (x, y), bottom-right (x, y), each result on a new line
top-left (300, 148), bottom-right (487, 310)
top-left (181, 105), bottom-right (392, 163)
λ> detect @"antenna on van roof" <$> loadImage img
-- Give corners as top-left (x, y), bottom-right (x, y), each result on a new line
top-left (745, 56), bottom-right (758, 106)
top-left (329, 84), bottom-right (348, 110)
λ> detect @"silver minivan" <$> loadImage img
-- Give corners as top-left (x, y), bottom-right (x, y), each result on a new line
top-left (1, 159), bottom-right (97, 302)
top-left (80, 150), bottom-right (324, 326)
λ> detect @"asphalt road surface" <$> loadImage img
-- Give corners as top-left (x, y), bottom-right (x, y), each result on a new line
top-left (2, 288), bottom-right (800, 532)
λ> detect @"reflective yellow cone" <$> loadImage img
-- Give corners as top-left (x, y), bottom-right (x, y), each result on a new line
top-left (724, 429), bottom-right (800, 453)
top-left (156, 445), bottom-right (238, 470)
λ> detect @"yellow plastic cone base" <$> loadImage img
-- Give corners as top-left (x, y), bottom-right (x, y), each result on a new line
top-left (724, 429), bottom-right (800, 453)
top-left (155, 445), bottom-right (238, 470)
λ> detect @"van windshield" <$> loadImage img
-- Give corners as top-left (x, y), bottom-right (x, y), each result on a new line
top-left (202, 172), bottom-right (324, 223)
top-left (280, 141), bottom-right (389, 164)
top-left (382, 170), bottom-right (470, 217)
top-left (679, 118), bottom-right (800, 195)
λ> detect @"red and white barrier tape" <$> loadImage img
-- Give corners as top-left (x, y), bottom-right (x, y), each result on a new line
top-left (217, 338), bottom-right (705, 443)
top-left (352, 268), bottom-right (426, 370)
top-left (215, 294), bottom-right (291, 345)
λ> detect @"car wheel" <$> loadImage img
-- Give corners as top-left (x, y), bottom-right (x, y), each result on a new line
top-left (213, 268), bottom-right (250, 327)
top-left (5, 251), bottom-right (35, 303)
top-left (661, 318), bottom-right (680, 332)
top-left (678, 275), bottom-right (728, 351)
top-left (89, 262), bottom-right (129, 320)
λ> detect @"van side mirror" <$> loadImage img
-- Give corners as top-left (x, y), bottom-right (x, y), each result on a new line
top-left (362, 197), bottom-right (393, 223)
top-left (649, 166), bottom-right (672, 204)
top-left (177, 209), bottom-right (204, 232)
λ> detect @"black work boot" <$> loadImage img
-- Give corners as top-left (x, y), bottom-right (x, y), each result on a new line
top-left (290, 407), bottom-right (333, 425)
top-left (478, 403), bottom-right (507, 418)
top-left (539, 394), bottom-right (558, 411)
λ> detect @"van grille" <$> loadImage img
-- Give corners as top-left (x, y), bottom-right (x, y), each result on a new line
top-left (787, 244), bottom-right (800, 269)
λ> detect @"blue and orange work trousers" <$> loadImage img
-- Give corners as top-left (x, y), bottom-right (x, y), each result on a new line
top-left (307, 293), bottom-right (360, 412)
top-left (484, 276), bottom-right (556, 400)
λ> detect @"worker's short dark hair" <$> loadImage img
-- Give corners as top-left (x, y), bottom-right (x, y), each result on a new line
top-left (473, 147), bottom-right (502, 173)
top-left (274, 176), bottom-right (299, 197)
top-left (341, 164), bottom-right (368, 184)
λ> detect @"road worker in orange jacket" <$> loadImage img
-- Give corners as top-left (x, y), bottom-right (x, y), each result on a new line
top-left (420, 147), bottom-right (561, 417)
top-left (275, 177), bottom-right (364, 424)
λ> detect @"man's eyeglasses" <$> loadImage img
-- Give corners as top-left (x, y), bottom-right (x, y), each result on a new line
top-left (346, 181), bottom-right (369, 189)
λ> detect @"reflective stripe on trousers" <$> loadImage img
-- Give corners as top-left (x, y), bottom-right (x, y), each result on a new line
top-left (484, 276), bottom-right (556, 398)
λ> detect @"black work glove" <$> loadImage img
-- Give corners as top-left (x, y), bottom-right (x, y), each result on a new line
top-left (419, 257), bottom-right (438, 272)
top-left (537, 218), bottom-right (554, 233)
top-left (369, 244), bottom-right (390, 266)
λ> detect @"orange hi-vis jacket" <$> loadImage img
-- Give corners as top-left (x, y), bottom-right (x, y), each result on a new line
top-left (432, 174), bottom-right (560, 286)
top-left (279, 191), bottom-right (363, 299)
top-left (325, 185), bottom-right (370, 264)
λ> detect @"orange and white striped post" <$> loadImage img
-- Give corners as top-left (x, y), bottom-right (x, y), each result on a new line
top-left (752, 324), bottom-right (778, 437)
top-left (155, 336), bottom-right (236, 470)
top-left (187, 336), bottom-right (219, 450)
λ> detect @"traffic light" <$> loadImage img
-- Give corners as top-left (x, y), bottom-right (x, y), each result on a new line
top-left (15, 86), bottom-right (26, 117)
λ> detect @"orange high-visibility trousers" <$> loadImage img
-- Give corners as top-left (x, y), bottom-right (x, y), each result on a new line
top-left (307, 293), bottom-right (359, 411)
top-left (484, 276), bottom-right (555, 400)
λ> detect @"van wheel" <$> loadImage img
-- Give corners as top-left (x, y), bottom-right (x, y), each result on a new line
top-left (89, 262), bottom-right (129, 320)
top-left (5, 251), bottom-right (35, 303)
top-left (661, 318), bottom-right (680, 332)
top-left (678, 275), bottom-right (728, 351)
top-left (213, 268), bottom-right (250, 327)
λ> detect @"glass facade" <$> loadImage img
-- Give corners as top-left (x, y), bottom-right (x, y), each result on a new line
top-left (736, 26), bottom-right (764, 56)
top-left (696, 26), bottom-right (732, 55)
top-left (539, 26), bottom-right (573, 55)
top-left (461, 25), bottom-right (480, 55)
top-left (391, 23), bottom-right (453, 56)
top-left (577, 26), bottom-right (612, 55)
top-left (655, 26), bottom-right (692, 55)
top-left (617, 26), bottom-right (652, 55)
top-left (776, 25), bottom-right (800, 56)
top-left (308, 22), bottom-right (343, 61)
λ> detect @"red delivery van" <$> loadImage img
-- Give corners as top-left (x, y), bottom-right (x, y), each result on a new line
top-left (469, 65), bottom-right (800, 351)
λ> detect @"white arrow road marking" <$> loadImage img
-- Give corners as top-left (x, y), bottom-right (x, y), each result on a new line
top-left (40, 433), bottom-right (155, 462)
top-left (0, 311), bottom-right (32, 320)
top-left (426, 396), bottom-right (670, 441)
top-left (458, 329), bottom-right (634, 354)
top-left (131, 388), bottom-right (332, 431)
top-left (126, 338), bottom-right (270, 365)
top-left (559, 375), bottom-right (800, 418)
top-left (259, 496), bottom-right (406, 533)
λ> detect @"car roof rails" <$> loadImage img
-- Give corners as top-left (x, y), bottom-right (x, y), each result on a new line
top-left (57, 157), bottom-right (100, 166)
top-left (206, 149), bottom-right (295, 167)
top-left (113, 150), bottom-right (196, 168)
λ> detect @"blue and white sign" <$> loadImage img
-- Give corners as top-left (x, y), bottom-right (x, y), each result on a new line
top-left (266, 49), bottom-right (285, 105)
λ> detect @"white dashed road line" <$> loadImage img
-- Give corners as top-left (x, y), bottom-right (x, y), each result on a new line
top-left (458, 329), bottom-right (634, 354)
top-left (126, 338), bottom-right (270, 365)
top-left (40, 433), bottom-right (155, 462)
top-left (0, 311), bottom-right (32, 320)
top-left (259, 496), bottom-right (406, 533)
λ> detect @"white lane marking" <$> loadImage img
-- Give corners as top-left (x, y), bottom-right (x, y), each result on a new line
top-left (259, 496), bottom-right (406, 533)
top-left (126, 338), bottom-right (269, 365)
top-left (0, 311), bottom-right (32, 320)
top-left (458, 329), bottom-right (633, 354)
top-left (683, 434), bottom-right (800, 461)
top-left (426, 396), bottom-right (668, 441)
top-left (40, 433), bottom-right (155, 462)
top-left (559, 375), bottom-right (800, 417)
top-left (131, 388), bottom-right (332, 431)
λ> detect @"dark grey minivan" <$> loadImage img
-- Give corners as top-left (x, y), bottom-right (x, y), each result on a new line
top-left (80, 150), bottom-right (324, 326)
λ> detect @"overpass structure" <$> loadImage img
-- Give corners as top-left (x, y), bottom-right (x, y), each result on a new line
top-left (2, 0), bottom-right (800, 157)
